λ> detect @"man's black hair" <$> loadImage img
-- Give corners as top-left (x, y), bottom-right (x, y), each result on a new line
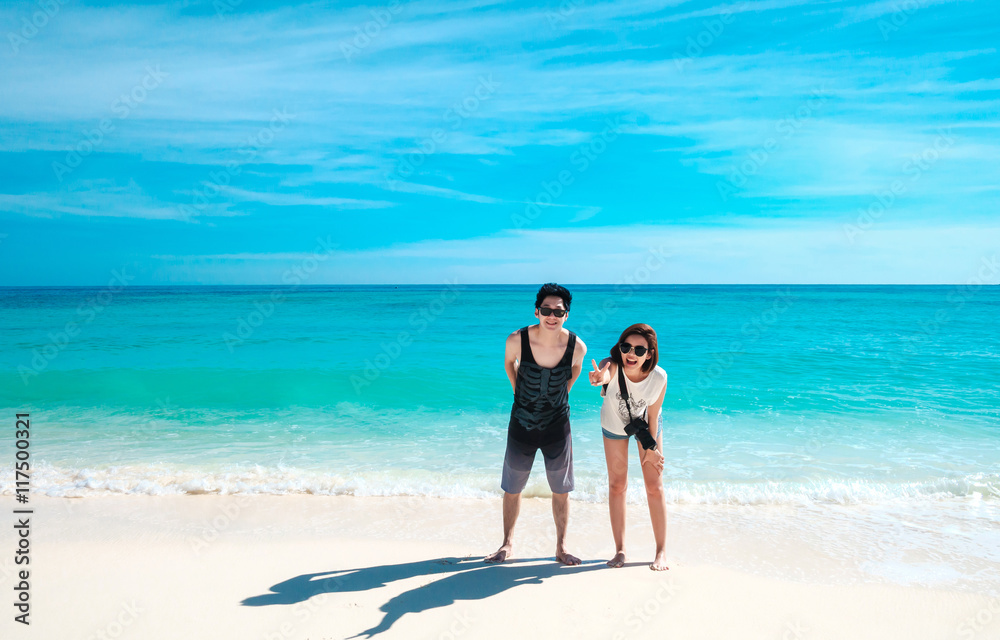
top-left (535, 283), bottom-right (572, 311)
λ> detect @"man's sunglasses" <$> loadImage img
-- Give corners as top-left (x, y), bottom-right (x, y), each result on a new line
top-left (538, 307), bottom-right (567, 317)
top-left (619, 343), bottom-right (649, 357)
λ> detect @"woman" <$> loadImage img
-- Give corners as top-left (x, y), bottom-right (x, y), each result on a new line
top-left (589, 323), bottom-right (668, 571)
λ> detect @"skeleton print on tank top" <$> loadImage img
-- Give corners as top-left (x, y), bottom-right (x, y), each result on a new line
top-left (508, 326), bottom-right (577, 446)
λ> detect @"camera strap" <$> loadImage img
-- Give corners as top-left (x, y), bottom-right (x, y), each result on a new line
top-left (618, 364), bottom-right (657, 450)
top-left (618, 364), bottom-right (635, 423)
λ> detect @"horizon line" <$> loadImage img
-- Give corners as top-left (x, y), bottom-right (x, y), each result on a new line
top-left (2, 283), bottom-right (997, 288)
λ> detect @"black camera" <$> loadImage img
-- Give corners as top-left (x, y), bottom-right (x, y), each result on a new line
top-left (624, 417), bottom-right (657, 450)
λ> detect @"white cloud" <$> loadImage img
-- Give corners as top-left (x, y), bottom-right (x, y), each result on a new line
top-left (217, 186), bottom-right (396, 209)
top-left (0, 179), bottom-right (231, 221)
top-left (151, 221), bottom-right (1000, 284)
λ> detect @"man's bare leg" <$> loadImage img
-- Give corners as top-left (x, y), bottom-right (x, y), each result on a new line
top-left (552, 491), bottom-right (581, 565)
top-left (485, 491), bottom-right (521, 562)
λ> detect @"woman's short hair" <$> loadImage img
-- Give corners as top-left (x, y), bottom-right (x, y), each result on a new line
top-left (610, 323), bottom-right (658, 373)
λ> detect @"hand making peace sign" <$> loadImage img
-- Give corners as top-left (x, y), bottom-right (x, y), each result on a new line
top-left (589, 358), bottom-right (611, 386)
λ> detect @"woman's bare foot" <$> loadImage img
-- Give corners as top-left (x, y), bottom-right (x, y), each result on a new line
top-left (606, 551), bottom-right (626, 568)
top-left (649, 550), bottom-right (669, 571)
top-left (555, 547), bottom-right (581, 565)
top-left (484, 544), bottom-right (512, 563)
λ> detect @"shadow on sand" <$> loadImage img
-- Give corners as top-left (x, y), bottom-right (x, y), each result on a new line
top-left (241, 556), bottom-right (605, 637)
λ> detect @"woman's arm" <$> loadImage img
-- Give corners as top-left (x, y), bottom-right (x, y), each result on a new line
top-left (588, 357), bottom-right (616, 388)
top-left (645, 380), bottom-right (667, 438)
top-left (641, 379), bottom-right (668, 468)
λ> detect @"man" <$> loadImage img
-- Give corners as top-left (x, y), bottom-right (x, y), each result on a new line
top-left (485, 283), bottom-right (587, 565)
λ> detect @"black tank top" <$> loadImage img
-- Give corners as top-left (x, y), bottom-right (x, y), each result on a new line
top-left (508, 326), bottom-right (577, 446)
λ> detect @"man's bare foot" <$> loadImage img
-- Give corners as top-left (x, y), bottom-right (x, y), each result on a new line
top-left (484, 544), bottom-right (512, 563)
top-left (606, 551), bottom-right (626, 568)
top-left (556, 548), bottom-right (581, 565)
top-left (649, 550), bottom-right (669, 571)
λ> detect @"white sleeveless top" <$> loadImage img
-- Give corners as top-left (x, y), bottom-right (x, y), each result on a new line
top-left (599, 365), bottom-right (668, 436)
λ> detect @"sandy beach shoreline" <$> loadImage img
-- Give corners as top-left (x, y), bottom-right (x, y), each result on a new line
top-left (2, 494), bottom-right (998, 639)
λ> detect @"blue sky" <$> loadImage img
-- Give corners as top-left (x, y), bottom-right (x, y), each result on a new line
top-left (0, 0), bottom-right (997, 285)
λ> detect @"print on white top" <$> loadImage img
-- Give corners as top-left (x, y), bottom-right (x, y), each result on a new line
top-left (599, 365), bottom-right (668, 437)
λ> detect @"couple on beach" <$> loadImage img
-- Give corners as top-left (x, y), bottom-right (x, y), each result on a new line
top-left (484, 283), bottom-right (669, 571)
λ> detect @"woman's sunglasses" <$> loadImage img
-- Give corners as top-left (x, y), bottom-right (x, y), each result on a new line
top-left (538, 307), bottom-right (567, 317)
top-left (619, 343), bottom-right (649, 357)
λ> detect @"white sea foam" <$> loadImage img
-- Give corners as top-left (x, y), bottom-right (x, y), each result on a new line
top-left (3, 462), bottom-right (998, 506)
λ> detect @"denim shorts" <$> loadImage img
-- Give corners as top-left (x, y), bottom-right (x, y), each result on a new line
top-left (602, 423), bottom-right (663, 441)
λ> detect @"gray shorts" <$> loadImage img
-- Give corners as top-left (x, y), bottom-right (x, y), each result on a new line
top-left (500, 435), bottom-right (574, 495)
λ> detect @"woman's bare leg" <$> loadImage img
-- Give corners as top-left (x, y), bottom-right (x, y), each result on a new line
top-left (603, 435), bottom-right (630, 567)
top-left (638, 430), bottom-right (668, 570)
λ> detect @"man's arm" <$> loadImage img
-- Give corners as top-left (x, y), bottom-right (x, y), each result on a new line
top-left (504, 330), bottom-right (521, 394)
top-left (566, 336), bottom-right (587, 392)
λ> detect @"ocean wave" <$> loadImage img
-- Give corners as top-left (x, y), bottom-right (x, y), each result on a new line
top-left (3, 462), bottom-right (998, 506)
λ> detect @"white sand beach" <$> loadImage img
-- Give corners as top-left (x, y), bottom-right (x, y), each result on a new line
top-left (3, 494), bottom-right (998, 640)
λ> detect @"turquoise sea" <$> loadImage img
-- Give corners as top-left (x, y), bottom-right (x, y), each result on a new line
top-left (2, 284), bottom-right (998, 499)
top-left (1, 284), bottom-right (999, 589)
